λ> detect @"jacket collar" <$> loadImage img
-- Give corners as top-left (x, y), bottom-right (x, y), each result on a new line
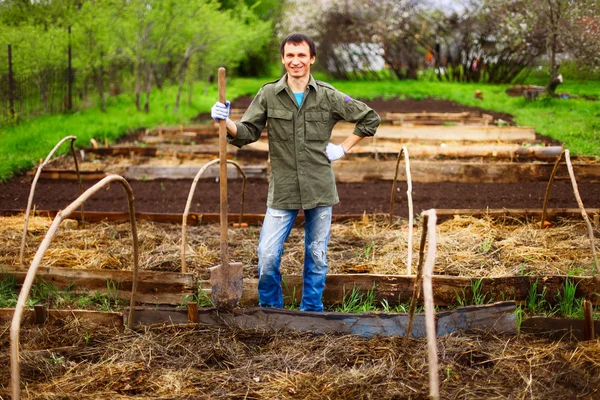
top-left (274, 74), bottom-right (318, 94)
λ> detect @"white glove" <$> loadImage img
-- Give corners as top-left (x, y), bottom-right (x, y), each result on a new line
top-left (211, 101), bottom-right (230, 122)
top-left (326, 143), bottom-right (346, 161)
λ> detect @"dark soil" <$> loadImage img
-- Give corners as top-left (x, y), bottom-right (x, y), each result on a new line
top-left (2, 96), bottom-right (596, 215)
top-left (1, 177), bottom-right (599, 216)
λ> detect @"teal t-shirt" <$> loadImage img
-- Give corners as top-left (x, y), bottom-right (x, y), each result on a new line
top-left (293, 92), bottom-right (304, 107)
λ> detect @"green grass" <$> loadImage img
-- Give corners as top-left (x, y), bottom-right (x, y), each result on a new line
top-left (0, 78), bottom-right (264, 182)
top-left (1, 73), bottom-right (599, 182)
top-left (329, 79), bottom-right (600, 156)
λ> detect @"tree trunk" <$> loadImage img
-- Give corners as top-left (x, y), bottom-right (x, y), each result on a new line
top-left (98, 59), bottom-right (106, 112)
top-left (144, 61), bottom-right (152, 113)
top-left (135, 58), bottom-right (142, 111)
top-left (174, 56), bottom-right (190, 113)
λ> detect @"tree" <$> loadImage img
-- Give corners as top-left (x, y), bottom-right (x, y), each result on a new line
top-left (484, 0), bottom-right (600, 94)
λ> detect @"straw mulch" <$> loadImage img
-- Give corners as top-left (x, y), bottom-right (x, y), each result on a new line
top-left (1, 317), bottom-right (599, 399)
top-left (1, 214), bottom-right (597, 279)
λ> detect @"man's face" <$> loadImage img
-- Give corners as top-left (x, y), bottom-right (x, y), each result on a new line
top-left (281, 41), bottom-right (315, 79)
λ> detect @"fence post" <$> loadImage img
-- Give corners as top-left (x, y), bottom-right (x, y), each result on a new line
top-left (67, 26), bottom-right (73, 111)
top-left (8, 44), bottom-right (15, 119)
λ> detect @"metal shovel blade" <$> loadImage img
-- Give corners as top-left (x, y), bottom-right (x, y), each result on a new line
top-left (209, 262), bottom-right (244, 309)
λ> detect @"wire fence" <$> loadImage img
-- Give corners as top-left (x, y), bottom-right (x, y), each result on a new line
top-left (0, 67), bottom-right (81, 124)
top-left (0, 45), bottom-right (136, 125)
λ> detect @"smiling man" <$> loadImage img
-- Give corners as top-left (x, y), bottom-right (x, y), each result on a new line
top-left (211, 33), bottom-right (380, 312)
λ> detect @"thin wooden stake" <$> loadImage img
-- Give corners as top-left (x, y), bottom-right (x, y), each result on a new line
top-left (405, 214), bottom-right (429, 339)
top-left (540, 150), bottom-right (565, 229)
top-left (421, 209), bottom-right (439, 400)
top-left (20, 136), bottom-right (82, 266)
top-left (181, 159), bottom-right (247, 273)
top-left (33, 304), bottom-right (46, 325)
top-left (187, 302), bottom-right (199, 324)
top-left (583, 300), bottom-right (595, 341)
top-left (10, 175), bottom-right (140, 400)
top-left (564, 150), bottom-right (599, 275)
top-left (389, 147), bottom-right (414, 274)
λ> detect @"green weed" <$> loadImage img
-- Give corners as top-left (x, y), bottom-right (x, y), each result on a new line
top-left (193, 285), bottom-right (214, 308)
top-left (456, 278), bottom-right (492, 306)
top-left (335, 285), bottom-right (378, 313)
top-left (555, 279), bottom-right (582, 318)
top-left (526, 279), bottom-right (548, 314)
top-left (0, 271), bottom-right (18, 308)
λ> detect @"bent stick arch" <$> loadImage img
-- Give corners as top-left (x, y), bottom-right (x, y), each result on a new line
top-left (181, 159), bottom-right (247, 273)
top-left (20, 135), bottom-right (84, 265)
top-left (10, 174), bottom-right (140, 400)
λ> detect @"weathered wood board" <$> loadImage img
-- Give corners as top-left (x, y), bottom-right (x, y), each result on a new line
top-left (332, 159), bottom-right (600, 183)
top-left (143, 125), bottom-right (536, 143)
top-left (334, 126), bottom-right (536, 142)
top-left (201, 274), bottom-right (600, 307)
top-left (0, 308), bottom-right (123, 328)
top-left (521, 316), bottom-right (600, 341)
top-left (129, 301), bottom-right (516, 337)
top-left (46, 160), bottom-right (599, 183)
top-left (124, 164), bottom-right (266, 180)
top-left (1, 265), bottom-right (195, 305)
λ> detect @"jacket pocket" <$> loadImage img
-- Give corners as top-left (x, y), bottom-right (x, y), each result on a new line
top-left (267, 108), bottom-right (294, 141)
top-left (305, 111), bottom-right (330, 141)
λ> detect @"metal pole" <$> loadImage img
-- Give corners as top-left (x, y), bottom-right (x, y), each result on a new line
top-left (8, 44), bottom-right (15, 119)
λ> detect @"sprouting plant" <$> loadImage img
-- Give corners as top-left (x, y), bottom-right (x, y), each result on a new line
top-left (0, 271), bottom-right (18, 308)
top-left (160, 182), bottom-right (166, 192)
top-left (106, 279), bottom-right (119, 300)
top-left (363, 242), bottom-right (375, 260)
top-left (479, 238), bottom-right (494, 254)
top-left (283, 278), bottom-right (298, 310)
top-left (84, 331), bottom-right (91, 345)
top-left (526, 279), bottom-right (548, 314)
top-left (471, 278), bottom-right (490, 305)
top-left (555, 279), bottom-right (582, 318)
top-left (194, 285), bottom-right (214, 308)
top-left (456, 278), bottom-right (490, 306)
top-left (337, 285), bottom-right (377, 313)
top-left (515, 306), bottom-right (524, 332)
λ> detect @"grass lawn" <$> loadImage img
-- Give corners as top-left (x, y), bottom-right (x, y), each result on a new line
top-left (1, 74), bottom-right (598, 182)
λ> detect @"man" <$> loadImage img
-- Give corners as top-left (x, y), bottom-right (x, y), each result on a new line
top-left (211, 33), bottom-right (380, 312)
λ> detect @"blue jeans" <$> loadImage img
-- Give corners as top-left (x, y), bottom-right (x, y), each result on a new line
top-left (257, 206), bottom-right (332, 312)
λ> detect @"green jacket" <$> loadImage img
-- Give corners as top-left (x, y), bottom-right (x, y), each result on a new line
top-left (229, 74), bottom-right (380, 210)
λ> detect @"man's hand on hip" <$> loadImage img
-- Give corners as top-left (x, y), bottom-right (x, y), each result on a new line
top-left (326, 143), bottom-right (346, 162)
top-left (211, 101), bottom-right (230, 122)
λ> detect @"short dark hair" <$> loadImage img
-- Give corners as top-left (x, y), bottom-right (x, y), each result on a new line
top-left (280, 33), bottom-right (316, 58)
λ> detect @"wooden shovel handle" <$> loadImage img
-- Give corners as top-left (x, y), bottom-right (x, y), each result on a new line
top-left (218, 67), bottom-right (228, 268)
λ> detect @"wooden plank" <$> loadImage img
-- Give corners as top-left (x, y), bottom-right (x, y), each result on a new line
top-left (142, 125), bottom-right (535, 143)
top-left (39, 170), bottom-right (107, 180)
top-left (201, 275), bottom-right (600, 307)
top-left (0, 308), bottom-right (123, 329)
top-left (332, 160), bottom-right (600, 183)
top-left (124, 164), bottom-right (266, 180)
top-left (42, 159), bottom-right (600, 183)
top-left (331, 125), bottom-right (536, 142)
top-left (130, 302), bottom-right (515, 337)
top-left (84, 147), bottom-right (158, 156)
top-left (0, 265), bottom-right (194, 305)
top-left (346, 144), bottom-right (563, 161)
top-left (521, 316), bottom-right (600, 341)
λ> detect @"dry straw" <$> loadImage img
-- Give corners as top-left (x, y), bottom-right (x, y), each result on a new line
top-left (1, 318), bottom-right (599, 399)
top-left (3, 214), bottom-right (597, 279)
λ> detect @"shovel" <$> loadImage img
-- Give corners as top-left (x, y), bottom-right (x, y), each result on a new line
top-left (209, 67), bottom-right (243, 309)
